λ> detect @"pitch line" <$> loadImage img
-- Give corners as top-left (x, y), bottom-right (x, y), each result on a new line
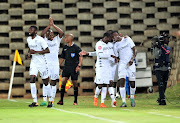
top-left (52, 107), bottom-right (124, 123)
top-left (8, 99), bottom-right (17, 102)
top-left (148, 112), bottom-right (180, 119)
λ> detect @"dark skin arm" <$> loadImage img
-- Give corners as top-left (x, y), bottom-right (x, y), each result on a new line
top-left (29, 47), bottom-right (50, 55)
top-left (59, 58), bottom-right (65, 73)
top-left (129, 46), bottom-right (137, 66)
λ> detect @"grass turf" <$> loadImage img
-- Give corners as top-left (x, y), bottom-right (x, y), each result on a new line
top-left (0, 83), bottom-right (179, 123)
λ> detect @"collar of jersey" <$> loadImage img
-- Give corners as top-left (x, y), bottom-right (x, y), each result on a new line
top-left (66, 42), bottom-right (74, 47)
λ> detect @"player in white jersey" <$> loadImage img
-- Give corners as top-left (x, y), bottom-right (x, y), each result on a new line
top-left (26, 26), bottom-right (53, 108)
top-left (40, 17), bottom-right (64, 106)
top-left (80, 32), bottom-right (117, 107)
top-left (113, 31), bottom-right (137, 107)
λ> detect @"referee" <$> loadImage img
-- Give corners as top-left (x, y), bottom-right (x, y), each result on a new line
top-left (57, 33), bottom-right (83, 105)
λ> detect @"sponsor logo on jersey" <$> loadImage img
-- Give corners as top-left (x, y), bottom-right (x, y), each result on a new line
top-left (98, 46), bottom-right (102, 50)
top-left (71, 53), bottom-right (75, 58)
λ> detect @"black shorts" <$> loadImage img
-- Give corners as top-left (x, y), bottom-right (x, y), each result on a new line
top-left (62, 67), bottom-right (79, 80)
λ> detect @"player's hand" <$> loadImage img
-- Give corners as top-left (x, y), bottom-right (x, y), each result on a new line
top-left (124, 35), bottom-right (129, 38)
top-left (49, 17), bottom-right (54, 26)
top-left (79, 50), bottom-right (88, 56)
top-left (29, 49), bottom-right (36, 54)
top-left (115, 57), bottom-right (119, 63)
top-left (76, 66), bottom-right (81, 73)
top-left (25, 53), bottom-right (31, 60)
top-left (128, 60), bottom-right (133, 66)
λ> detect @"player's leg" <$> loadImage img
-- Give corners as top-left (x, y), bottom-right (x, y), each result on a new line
top-left (50, 65), bottom-right (59, 105)
top-left (118, 78), bottom-right (127, 107)
top-left (128, 63), bottom-right (136, 107)
top-left (93, 84), bottom-right (101, 106)
top-left (109, 81), bottom-right (117, 107)
top-left (29, 64), bottom-right (39, 107)
top-left (29, 75), bottom-right (39, 107)
top-left (100, 84), bottom-right (107, 108)
top-left (117, 64), bottom-right (127, 107)
top-left (129, 80), bottom-right (136, 107)
top-left (42, 78), bottom-right (53, 108)
top-left (51, 80), bottom-right (57, 103)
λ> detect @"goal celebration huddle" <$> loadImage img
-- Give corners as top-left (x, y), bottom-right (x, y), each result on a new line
top-left (27, 17), bottom-right (137, 108)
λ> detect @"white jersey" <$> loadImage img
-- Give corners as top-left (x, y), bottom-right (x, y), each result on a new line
top-left (108, 42), bottom-right (118, 81)
top-left (114, 37), bottom-right (135, 65)
top-left (114, 37), bottom-right (136, 80)
top-left (95, 39), bottom-right (114, 84)
top-left (27, 35), bottom-right (48, 65)
top-left (44, 35), bottom-right (62, 66)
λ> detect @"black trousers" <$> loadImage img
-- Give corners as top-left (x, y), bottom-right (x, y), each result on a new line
top-left (155, 70), bottom-right (169, 100)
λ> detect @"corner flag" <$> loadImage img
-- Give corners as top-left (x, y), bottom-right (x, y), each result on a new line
top-left (8, 50), bottom-right (23, 99)
top-left (14, 50), bottom-right (23, 65)
top-left (59, 75), bottom-right (73, 92)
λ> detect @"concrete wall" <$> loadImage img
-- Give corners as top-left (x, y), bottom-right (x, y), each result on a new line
top-left (0, 0), bottom-right (179, 98)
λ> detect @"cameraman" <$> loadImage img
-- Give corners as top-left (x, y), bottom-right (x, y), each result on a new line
top-left (152, 33), bottom-right (171, 105)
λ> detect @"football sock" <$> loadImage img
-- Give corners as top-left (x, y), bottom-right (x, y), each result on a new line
top-left (51, 85), bottom-right (56, 99)
top-left (74, 87), bottom-right (78, 103)
top-left (47, 83), bottom-right (53, 102)
top-left (120, 87), bottom-right (126, 103)
top-left (61, 85), bottom-right (65, 102)
top-left (43, 84), bottom-right (47, 102)
top-left (30, 83), bottom-right (37, 103)
top-left (130, 87), bottom-right (136, 99)
top-left (101, 87), bottom-right (107, 104)
top-left (94, 86), bottom-right (101, 98)
top-left (108, 87), bottom-right (115, 101)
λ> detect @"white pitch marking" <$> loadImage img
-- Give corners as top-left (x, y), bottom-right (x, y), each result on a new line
top-left (52, 107), bottom-right (124, 123)
top-left (148, 112), bottom-right (180, 119)
top-left (8, 99), bottom-right (17, 102)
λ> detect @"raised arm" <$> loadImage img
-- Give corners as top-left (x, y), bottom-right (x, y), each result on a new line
top-left (49, 17), bottom-right (64, 38)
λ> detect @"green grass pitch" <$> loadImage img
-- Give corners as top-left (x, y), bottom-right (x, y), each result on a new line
top-left (0, 83), bottom-right (179, 123)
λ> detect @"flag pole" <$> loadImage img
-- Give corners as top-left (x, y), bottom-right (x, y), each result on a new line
top-left (8, 60), bottom-right (16, 100)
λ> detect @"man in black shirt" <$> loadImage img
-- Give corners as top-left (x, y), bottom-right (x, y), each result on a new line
top-left (57, 33), bottom-right (83, 105)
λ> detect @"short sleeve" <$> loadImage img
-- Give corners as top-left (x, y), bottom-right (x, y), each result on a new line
top-left (76, 46), bottom-right (82, 57)
top-left (95, 42), bottom-right (103, 53)
top-left (55, 35), bottom-right (63, 44)
top-left (128, 37), bottom-right (135, 48)
top-left (40, 38), bottom-right (48, 50)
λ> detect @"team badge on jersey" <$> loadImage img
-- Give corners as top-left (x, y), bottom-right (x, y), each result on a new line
top-left (98, 46), bottom-right (102, 50)
top-left (71, 53), bottom-right (75, 58)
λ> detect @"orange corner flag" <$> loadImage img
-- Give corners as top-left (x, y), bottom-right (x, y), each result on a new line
top-left (14, 50), bottom-right (23, 65)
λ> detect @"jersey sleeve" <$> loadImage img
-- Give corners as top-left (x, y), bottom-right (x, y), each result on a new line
top-left (113, 43), bottom-right (119, 57)
top-left (55, 35), bottom-right (63, 45)
top-left (40, 38), bottom-right (48, 50)
top-left (128, 37), bottom-right (135, 48)
top-left (76, 46), bottom-right (82, 57)
top-left (60, 46), bottom-right (65, 59)
top-left (88, 52), bottom-right (96, 56)
top-left (96, 42), bottom-right (110, 59)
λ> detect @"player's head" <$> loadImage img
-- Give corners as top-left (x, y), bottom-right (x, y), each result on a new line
top-left (65, 33), bottom-right (74, 43)
top-left (102, 32), bottom-right (111, 43)
top-left (106, 30), bottom-right (114, 42)
top-left (29, 26), bottom-right (37, 37)
top-left (47, 29), bottom-right (54, 41)
top-left (112, 31), bottom-right (122, 42)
